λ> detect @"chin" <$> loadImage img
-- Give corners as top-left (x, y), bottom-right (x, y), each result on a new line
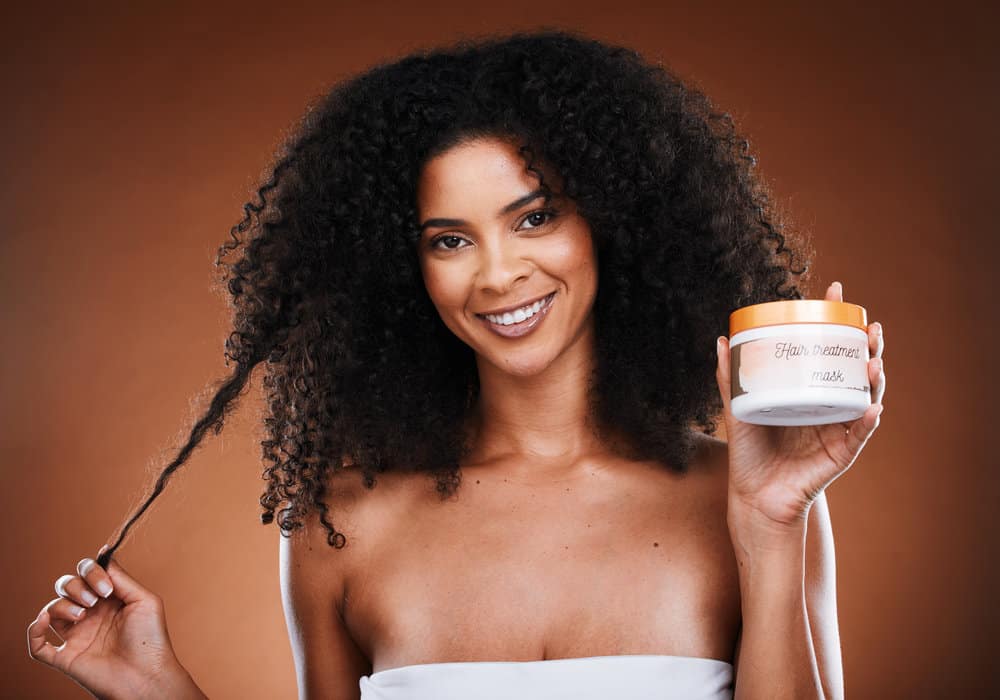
top-left (478, 347), bottom-right (559, 377)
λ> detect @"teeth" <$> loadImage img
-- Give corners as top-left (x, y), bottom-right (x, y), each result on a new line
top-left (484, 296), bottom-right (548, 325)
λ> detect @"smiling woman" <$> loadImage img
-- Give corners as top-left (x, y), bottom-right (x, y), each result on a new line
top-left (417, 137), bottom-right (598, 369)
top-left (26, 28), bottom-right (881, 700)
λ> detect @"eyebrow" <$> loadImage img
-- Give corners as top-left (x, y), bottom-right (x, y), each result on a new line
top-left (419, 188), bottom-right (550, 233)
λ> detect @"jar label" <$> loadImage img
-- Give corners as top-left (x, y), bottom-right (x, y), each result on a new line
top-left (731, 334), bottom-right (870, 398)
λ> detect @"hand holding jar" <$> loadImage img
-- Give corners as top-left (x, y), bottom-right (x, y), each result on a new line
top-left (715, 281), bottom-right (886, 529)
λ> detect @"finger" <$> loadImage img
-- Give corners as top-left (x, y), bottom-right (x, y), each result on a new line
top-left (871, 356), bottom-right (886, 406)
top-left (824, 280), bottom-right (843, 302)
top-left (54, 574), bottom-right (100, 609)
top-left (868, 321), bottom-right (884, 359)
top-left (48, 616), bottom-right (74, 639)
top-left (27, 608), bottom-right (59, 666)
top-left (78, 557), bottom-right (114, 600)
top-left (102, 556), bottom-right (152, 606)
top-left (715, 335), bottom-right (732, 416)
top-left (42, 597), bottom-right (88, 629)
top-left (844, 402), bottom-right (883, 460)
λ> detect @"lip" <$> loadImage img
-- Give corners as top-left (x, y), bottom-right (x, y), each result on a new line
top-left (475, 292), bottom-right (556, 317)
top-left (476, 291), bottom-right (557, 339)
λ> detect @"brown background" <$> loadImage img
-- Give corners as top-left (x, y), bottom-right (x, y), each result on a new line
top-left (3, 1), bottom-right (996, 698)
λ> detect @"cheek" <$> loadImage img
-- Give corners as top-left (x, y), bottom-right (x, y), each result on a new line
top-left (548, 230), bottom-right (598, 292)
top-left (420, 259), bottom-right (467, 310)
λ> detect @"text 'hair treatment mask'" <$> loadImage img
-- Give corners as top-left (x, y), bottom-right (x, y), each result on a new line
top-left (728, 300), bottom-right (870, 426)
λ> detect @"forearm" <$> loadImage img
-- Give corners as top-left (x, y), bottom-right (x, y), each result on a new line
top-left (157, 668), bottom-right (209, 700)
top-left (728, 503), bottom-right (824, 700)
top-left (114, 662), bottom-right (209, 700)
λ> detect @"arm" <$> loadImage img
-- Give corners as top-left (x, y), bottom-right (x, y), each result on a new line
top-left (803, 491), bottom-right (845, 699)
top-left (138, 665), bottom-right (209, 700)
top-left (716, 281), bottom-right (880, 700)
top-left (727, 503), bottom-right (820, 699)
top-left (727, 490), bottom-right (843, 700)
top-left (280, 508), bottom-right (371, 700)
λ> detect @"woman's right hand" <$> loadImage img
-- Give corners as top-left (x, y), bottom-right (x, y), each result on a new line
top-left (27, 546), bottom-right (191, 700)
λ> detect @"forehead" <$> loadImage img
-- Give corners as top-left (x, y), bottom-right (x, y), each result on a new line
top-left (416, 138), bottom-right (540, 214)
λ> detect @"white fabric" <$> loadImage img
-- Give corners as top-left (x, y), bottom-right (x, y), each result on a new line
top-left (359, 653), bottom-right (734, 699)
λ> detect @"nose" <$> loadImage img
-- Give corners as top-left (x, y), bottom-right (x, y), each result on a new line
top-left (476, 236), bottom-right (531, 295)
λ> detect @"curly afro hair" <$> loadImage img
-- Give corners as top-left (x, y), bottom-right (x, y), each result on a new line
top-left (96, 28), bottom-right (809, 566)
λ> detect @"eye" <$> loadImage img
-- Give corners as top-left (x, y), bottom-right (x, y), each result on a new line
top-left (518, 208), bottom-right (558, 230)
top-left (427, 208), bottom-right (560, 251)
top-left (429, 234), bottom-right (468, 251)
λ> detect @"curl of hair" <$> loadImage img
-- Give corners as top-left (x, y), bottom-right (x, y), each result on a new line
top-left (96, 29), bottom-right (809, 566)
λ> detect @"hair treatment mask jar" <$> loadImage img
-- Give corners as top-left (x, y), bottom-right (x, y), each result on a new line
top-left (728, 300), bottom-right (870, 426)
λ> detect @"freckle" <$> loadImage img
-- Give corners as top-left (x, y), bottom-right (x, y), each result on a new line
top-left (476, 480), bottom-right (480, 484)
top-left (564, 545), bottom-right (569, 549)
top-left (653, 542), bottom-right (659, 547)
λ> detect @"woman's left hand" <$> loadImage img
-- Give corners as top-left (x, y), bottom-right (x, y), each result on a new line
top-left (715, 281), bottom-right (886, 530)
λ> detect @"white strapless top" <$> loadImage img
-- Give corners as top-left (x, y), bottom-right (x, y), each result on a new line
top-left (359, 654), bottom-right (734, 699)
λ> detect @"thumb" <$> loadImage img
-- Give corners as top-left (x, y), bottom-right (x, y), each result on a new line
top-left (99, 552), bottom-right (154, 606)
top-left (715, 336), bottom-right (733, 417)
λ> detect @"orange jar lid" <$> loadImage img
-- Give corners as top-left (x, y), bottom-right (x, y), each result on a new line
top-left (729, 299), bottom-right (868, 336)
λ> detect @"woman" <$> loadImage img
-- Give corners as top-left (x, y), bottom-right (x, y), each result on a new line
top-left (27, 30), bottom-right (885, 699)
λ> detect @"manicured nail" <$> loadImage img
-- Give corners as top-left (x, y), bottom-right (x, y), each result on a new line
top-left (716, 336), bottom-right (724, 357)
top-left (81, 590), bottom-right (98, 607)
top-left (873, 321), bottom-right (883, 336)
top-left (69, 604), bottom-right (85, 618)
top-left (96, 580), bottom-right (113, 598)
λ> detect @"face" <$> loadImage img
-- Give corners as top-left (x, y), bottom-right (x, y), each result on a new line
top-left (416, 136), bottom-right (598, 376)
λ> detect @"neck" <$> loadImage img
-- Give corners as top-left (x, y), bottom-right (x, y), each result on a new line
top-left (464, 318), bottom-right (613, 477)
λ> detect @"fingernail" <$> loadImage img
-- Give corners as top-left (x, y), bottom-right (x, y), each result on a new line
top-left (81, 590), bottom-right (99, 607)
top-left (96, 580), bottom-right (113, 598)
top-left (69, 604), bottom-right (85, 618)
top-left (873, 321), bottom-right (882, 336)
top-left (716, 336), bottom-right (724, 358)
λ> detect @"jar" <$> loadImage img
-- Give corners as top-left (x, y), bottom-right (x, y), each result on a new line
top-left (728, 299), bottom-right (870, 426)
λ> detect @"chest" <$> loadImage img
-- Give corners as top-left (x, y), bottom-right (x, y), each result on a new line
top-left (341, 469), bottom-right (742, 672)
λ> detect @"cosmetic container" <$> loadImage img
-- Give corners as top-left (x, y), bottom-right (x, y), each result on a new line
top-left (728, 300), bottom-right (870, 426)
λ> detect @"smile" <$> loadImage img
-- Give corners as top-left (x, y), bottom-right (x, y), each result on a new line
top-left (475, 292), bottom-right (556, 338)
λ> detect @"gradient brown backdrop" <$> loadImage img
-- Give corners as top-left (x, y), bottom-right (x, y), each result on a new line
top-left (4, 2), bottom-right (996, 698)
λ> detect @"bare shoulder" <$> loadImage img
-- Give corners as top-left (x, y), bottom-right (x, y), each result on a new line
top-left (277, 465), bottom-right (380, 629)
top-left (281, 465), bottom-right (414, 596)
top-left (278, 465), bottom-right (416, 698)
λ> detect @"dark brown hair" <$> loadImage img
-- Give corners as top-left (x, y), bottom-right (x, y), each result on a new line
top-left (96, 28), bottom-right (807, 569)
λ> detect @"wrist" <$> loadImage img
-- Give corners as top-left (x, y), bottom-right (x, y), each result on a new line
top-left (727, 497), bottom-right (809, 556)
top-left (728, 500), bottom-right (809, 606)
top-left (131, 659), bottom-right (206, 700)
